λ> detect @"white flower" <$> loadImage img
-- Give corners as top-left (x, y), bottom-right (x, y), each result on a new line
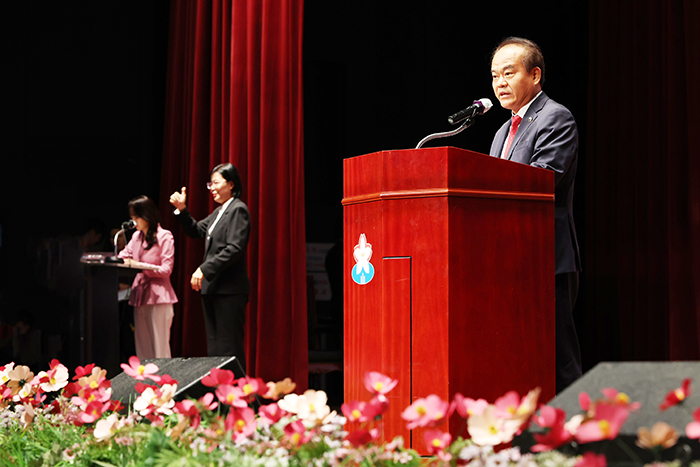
top-left (468, 405), bottom-right (520, 446)
top-left (133, 384), bottom-right (177, 416)
top-left (278, 390), bottom-right (331, 423)
top-left (36, 364), bottom-right (69, 392)
top-left (94, 413), bottom-right (121, 441)
top-left (0, 362), bottom-right (15, 385)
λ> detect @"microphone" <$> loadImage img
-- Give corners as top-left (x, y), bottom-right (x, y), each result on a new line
top-left (121, 220), bottom-right (136, 230)
top-left (105, 220), bottom-right (136, 263)
top-left (447, 98), bottom-right (493, 125)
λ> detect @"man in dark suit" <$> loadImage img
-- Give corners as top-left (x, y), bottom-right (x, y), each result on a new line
top-left (489, 37), bottom-right (582, 392)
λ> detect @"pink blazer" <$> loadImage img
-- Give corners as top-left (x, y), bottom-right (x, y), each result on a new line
top-left (118, 225), bottom-right (178, 307)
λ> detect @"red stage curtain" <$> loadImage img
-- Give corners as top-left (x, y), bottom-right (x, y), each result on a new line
top-left (586, 1), bottom-right (700, 362)
top-left (159, 0), bottom-right (308, 386)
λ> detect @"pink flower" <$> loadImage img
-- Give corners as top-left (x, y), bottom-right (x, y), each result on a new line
top-left (215, 384), bottom-right (247, 408)
top-left (424, 429), bottom-right (452, 455)
top-left (174, 400), bottom-right (199, 424)
top-left (575, 402), bottom-right (630, 443)
top-left (199, 392), bottom-right (218, 411)
top-left (201, 368), bottom-right (236, 388)
top-left (659, 378), bottom-right (692, 411)
top-left (575, 452), bottom-right (607, 467)
top-left (120, 356), bottom-right (161, 382)
top-left (363, 371), bottom-right (398, 395)
top-left (173, 397), bottom-right (214, 429)
top-left (258, 402), bottom-right (286, 425)
top-left (490, 388), bottom-right (541, 437)
top-left (494, 390), bottom-right (521, 417)
top-left (600, 388), bottom-right (640, 410)
top-left (342, 400), bottom-right (368, 422)
top-left (453, 393), bottom-right (488, 419)
top-left (686, 407), bottom-right (700, 439)
top-left (225, 406), bottom-right (257, 442)
top-left (284, 419), bottom-right (313, 447)
top-left (236, 376), bottom-right (267, 401)
top-left (531, 405), bottom-right (574, 451)
top-left (401, 394), bottom-right (452, 429)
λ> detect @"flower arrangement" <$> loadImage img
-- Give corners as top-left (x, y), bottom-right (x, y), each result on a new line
top-left (1, 358), bottom-right (699, 467)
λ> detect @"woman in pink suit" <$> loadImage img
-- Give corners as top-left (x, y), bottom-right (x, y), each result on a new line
top-left (118, 196), bottom-right (178, 359)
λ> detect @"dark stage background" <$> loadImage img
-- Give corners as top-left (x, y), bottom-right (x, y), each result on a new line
top-left (1, 1), bottom-right (698, 385)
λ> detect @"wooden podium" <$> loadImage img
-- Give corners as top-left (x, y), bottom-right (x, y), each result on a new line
top-left (342, 147), bottom-right (555, 450)
top-left (81, 254), bottom-right (158, 376)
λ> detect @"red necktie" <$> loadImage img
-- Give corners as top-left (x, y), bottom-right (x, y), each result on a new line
top-left (503, 115), bottom-right (522, 158)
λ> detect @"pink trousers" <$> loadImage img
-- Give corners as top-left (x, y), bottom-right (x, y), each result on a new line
top-left (134, 304), bottom-right (174, 359)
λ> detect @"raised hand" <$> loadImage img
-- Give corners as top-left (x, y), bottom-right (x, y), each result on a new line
top-left (169, 187), bottom-right (187, 211)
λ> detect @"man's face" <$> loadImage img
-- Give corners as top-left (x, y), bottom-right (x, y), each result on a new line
top-left (491, 44), bottom-right (541, 113)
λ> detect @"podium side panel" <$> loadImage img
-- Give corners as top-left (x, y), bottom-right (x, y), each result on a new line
top-left (447, 195), bottom-right (556, 407)
top-left (379, 257), bottom-right (412, 445)
top-left (344, 202), bottom-right (383, 405)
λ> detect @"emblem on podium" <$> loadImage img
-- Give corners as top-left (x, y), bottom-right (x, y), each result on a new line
top-left (351, 233), bottom-right (374, 285)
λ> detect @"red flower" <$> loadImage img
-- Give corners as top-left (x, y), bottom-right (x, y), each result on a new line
top-left (531, 405), bottom-right (575, 451)
top-left (659, 378), bottom-right (692, 411)
top-left (201, 368), bottom-right (235, 388)
top-left (284, 419), bottom-right (314, 447)
top-left (575, 452), bottom-right (607, 467)
top-left (346, 428), bottom-right (378, 447)
top-left (73, 364), bottom-right (96, 380)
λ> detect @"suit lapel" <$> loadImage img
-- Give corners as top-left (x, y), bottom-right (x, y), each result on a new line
top-left (505, 92), bottom-right (548, 161)
top-left (205, 205), bottom-right (224, 253)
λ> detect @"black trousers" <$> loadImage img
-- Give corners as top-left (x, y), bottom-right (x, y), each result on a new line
top-left (201, 294), bottom-right (248, 372)
top-left (555, 271), bottom-right (582, 393)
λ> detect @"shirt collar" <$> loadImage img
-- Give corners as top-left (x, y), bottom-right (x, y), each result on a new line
top-left (512, 90), bottom-right (543, 119)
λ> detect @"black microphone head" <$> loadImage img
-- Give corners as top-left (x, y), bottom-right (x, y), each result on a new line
top-left (121, 220), bottom-right (136, 230)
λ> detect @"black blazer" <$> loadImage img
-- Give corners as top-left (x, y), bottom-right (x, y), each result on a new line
top-left (176, 198), bottom-right (251, 295)
top-left (489, 92), bottom-right (581, 275)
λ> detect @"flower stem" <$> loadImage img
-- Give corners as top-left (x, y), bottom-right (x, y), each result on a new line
top-left (614, 438), bottom-right (643, 466)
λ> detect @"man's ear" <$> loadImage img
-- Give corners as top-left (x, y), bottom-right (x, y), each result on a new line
top-left (532, 67), bottom-right (542, 86)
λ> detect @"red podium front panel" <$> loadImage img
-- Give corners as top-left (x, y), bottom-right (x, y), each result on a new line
top-left (343, 147), bottom-right (555, 452)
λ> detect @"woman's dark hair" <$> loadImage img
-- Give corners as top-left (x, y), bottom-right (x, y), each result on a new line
top-left (211, 163), bottom-right (243, 199)
top-left (128, 196), bottom-right (161, 250)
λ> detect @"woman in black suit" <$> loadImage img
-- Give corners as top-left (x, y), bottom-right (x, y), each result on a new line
top-left (169, 163), bottom-right (251, 369)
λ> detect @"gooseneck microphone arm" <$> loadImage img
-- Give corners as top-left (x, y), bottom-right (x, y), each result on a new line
top-left (415, 117), bottom-right (476, 149)
top-left (415, 98), bottom-right (493, 149)
top-left (113, 220), bottom-right (136, 256)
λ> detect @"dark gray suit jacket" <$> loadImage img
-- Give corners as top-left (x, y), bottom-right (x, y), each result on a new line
top-left (489, 92), bottom-right (581, 275)
top-left (176, 198), bottom-right (251, 295)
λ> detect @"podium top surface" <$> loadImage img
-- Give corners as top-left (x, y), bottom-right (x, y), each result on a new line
top-left (81, 253), bottom-right (159, 271)
top-left (343, 146), bottom-right (553, 205)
